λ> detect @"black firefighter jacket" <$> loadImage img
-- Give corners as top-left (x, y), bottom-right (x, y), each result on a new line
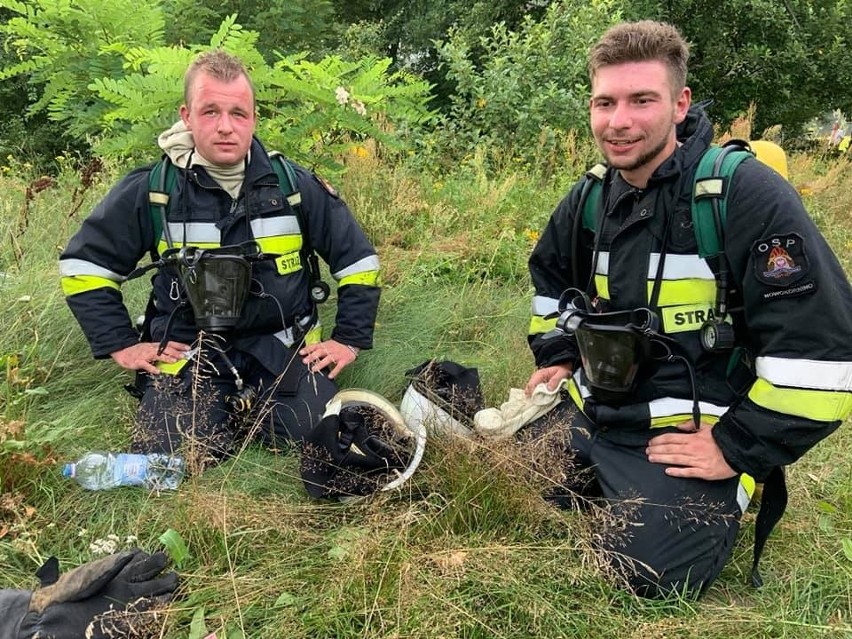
top-left (528, 107), bottom-right (852, 481)
top-left (59, 138), bottom-right (381, 376)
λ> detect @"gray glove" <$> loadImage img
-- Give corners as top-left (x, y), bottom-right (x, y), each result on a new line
top-left (0, 548), bottom-right (178, 639)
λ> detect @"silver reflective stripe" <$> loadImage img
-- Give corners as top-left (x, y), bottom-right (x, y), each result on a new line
top-left (648, 253), bottom-right (715, 280)
top-left (165, 222), bottom-right (220, 244)
top-left (573, 370), bottom-right (592, 398)
top-left (273, 327), bottom-right (295, 347)
top-left (59, 258), bottom-right (125, 282)
top-left (250, 216), bottom-right (300, 238)
top-left (595, 251), bottom-right (610, 275)
top-left (755, 356), bottom-right (852, 391)
top-left (695, 177), bottom-right (724, 198)
top-left (736, 481), bottom-right (751, 514)
top-left (274, 316), bottom-right (319, 348)
top-left (532, 295), bottom-right (560, 316)
top-left (333, 254), bottom-right (380, 279)
top-left (648, 397), bottom-right (729, 418)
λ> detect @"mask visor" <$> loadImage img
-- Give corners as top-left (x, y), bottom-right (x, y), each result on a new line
top-left (180, 251), bottom-right (251, 332)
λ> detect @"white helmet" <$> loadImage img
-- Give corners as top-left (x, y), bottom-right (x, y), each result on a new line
top-left (399, 359), bottom-right (482, 438)
top-left (400, 384), bottom-right (473, 438)
top-left (300, 389), bottom-right (426, 500)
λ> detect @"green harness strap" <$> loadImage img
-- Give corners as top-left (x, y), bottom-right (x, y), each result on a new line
top-left (580, 142), bottom-right (753, 259)
top-left (146, 153), bottom-right (303, 253)
top-left (146, 153), bottom-right (328, 305)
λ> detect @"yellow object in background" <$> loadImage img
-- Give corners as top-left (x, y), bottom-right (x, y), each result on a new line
top-left (750, 140), bottom-right (789, 179)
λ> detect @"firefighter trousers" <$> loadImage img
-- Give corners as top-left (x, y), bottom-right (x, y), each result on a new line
top-left (130, 344), bottom-right (336, 468)
top-left (536, 404), bottom-right (743, 598)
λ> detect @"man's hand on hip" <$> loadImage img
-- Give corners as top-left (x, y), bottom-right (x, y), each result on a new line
top-left (646, 420), bottom-right (737, 481)
top-left (110, 341), bottom-right (191, 374)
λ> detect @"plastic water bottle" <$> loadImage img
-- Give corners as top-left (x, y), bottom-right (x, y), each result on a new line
top-left (62, 452), bottom-right (185, 491)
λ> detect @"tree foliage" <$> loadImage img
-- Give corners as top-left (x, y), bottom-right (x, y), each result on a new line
top-left (435, 0), bottom-right (621, 163)
top-left (0, 0), bottom-right (167, 142)
top-left (162, 0), bottom-right (340, 60)
top-left (631, 0), bottom-right (852, 135)
top-left (0, 3), bottom-right (433, 173)
top-left (90, 17), bottom-right (435, 173)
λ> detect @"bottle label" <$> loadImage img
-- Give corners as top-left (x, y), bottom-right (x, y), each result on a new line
top-left (114, 453), bottom-right (149, 486)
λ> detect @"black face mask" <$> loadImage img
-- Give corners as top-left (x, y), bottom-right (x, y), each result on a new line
top-left (553, 289), bottom-right (661, 404)
top-left (173, 245), bottom-right (253, 332)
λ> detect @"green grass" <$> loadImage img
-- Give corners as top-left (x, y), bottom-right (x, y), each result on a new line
top-left (1, 149), bottom-right (850, 638)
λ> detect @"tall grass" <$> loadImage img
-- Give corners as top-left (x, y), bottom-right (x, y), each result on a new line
top-left (1, 139), bottom-right (850, 638)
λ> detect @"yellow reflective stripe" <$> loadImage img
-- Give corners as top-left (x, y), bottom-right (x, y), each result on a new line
top-left (339, 270), bottom-right (380, 287)
top-left (650, 413), bottom-right (720, 428)
top-left (304, 325), bottom-right (322, 345)
top-left (566, 377), bottom-right (585, 411)
top-left (650, 278), bottom-right (716, 306)
top-left (737, 473), bottom-right (755, 513)
top-left (157, 240), bottom-right (220, 254)
top-left (256, 235), bottom-right (301, 255)
top-left (529, 315), bottom-right (557, 336)
top-left (61, 275), bottom-right (120, 296)
top-left (157, 358), bottom-right (189, 376)
top-left (740, 473), bottom-right (756, 499)
top-left (594, 274), bottom-right (609, 299)
top-left (748, 378), bottom-right (852, 422)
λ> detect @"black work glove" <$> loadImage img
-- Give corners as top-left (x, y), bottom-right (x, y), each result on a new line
top-left (10, 548), bottom-right (178, 639)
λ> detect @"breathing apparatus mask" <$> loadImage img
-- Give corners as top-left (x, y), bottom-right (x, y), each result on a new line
top-left (550, 288), bottom-right (703, 425)
top-left (168, 244), bottom-right (255, 332)
top-left (140, 242), bottom-right (272, 415)
top-left (551, 289), bottom-right (662, 404)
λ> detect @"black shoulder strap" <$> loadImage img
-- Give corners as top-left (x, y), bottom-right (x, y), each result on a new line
top-left (751, 466), bottom-right (788, 587)
top-left (147, 155), bottom-right (177, 256)
top-left (269, 153), bottom-right (329, 304)
top-left (570, 164), bottom-right (607, 290)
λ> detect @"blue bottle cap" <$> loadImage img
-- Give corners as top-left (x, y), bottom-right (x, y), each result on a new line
top-left (62, 464), bottom-right (75, 478)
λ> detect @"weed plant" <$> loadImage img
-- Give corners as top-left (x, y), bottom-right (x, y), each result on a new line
top-left (0, 142), bottom-right (850, 638)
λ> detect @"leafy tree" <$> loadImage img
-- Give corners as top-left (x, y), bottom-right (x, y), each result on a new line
top-left (88, 17), bottom-right (435, 173)
top-left (1, 3), bottom-right (433, 173)
top-left (435, 0), bottom-right (621, 164)
top-left (162, 0), bottom-right (340, 60)
top-left (0, 0), bottom-right (167, 143)
top-left (330, 0), bottom-right (552, 107)
top-left (630, 0), bottom-right (852, 136)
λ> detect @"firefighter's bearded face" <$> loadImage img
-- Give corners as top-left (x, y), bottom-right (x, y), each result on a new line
top-left (180, 71), bottom-right (256, 167)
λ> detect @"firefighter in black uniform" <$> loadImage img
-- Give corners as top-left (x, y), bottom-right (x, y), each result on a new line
top-left (59, 51), bottom-right (380, 464)
top-left (525, 21), bottom-right (852, 597)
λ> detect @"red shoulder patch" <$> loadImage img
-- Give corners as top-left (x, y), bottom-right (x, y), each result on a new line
top-left (314, 174), bottom-right (339, 198)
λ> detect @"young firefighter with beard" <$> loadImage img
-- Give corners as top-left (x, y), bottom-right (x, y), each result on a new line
top-left (59, 51), bottom-right (380, 465)
top-left (524, 21), bottom-right (852, 597)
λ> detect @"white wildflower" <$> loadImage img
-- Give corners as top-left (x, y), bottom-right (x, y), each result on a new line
top-left (90, 537), bottom-right (118, 556)
top-left (125, 535), bottom-right (138, 546)
top-left (335, 86), bottom-right (350, 105)
top-left (352, 100), bottom-right (367, 116)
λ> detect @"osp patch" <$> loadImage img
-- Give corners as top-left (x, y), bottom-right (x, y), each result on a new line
top-left (752, 232), bottom-right (815, 300)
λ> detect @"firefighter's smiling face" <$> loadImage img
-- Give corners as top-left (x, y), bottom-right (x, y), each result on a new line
top-left (180, 71), bottom-right (256, 167)
top-left (589, 60), bottom-right (690, 188)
